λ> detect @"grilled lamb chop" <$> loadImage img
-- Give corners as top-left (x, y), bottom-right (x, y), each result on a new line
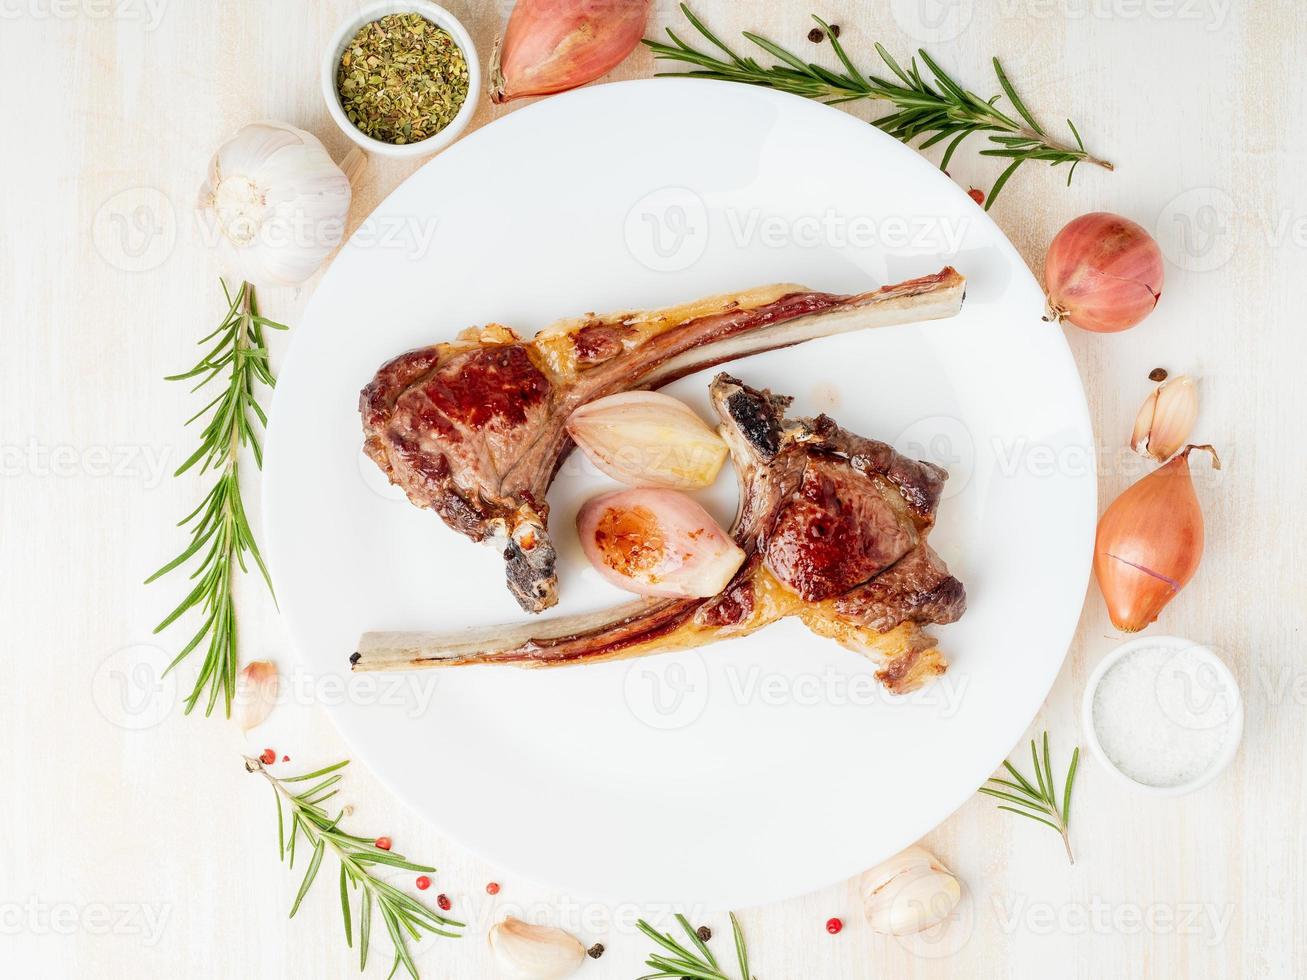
top-left (360, 267), bottom-right (965, 613)
top-left (352, 374), bottom-right (966, 695)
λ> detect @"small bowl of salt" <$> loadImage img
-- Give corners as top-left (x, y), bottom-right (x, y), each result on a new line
top-left (1082, 635), bottom-right (1243, 796)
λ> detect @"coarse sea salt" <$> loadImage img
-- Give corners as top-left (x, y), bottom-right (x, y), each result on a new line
top-left (1091, 645), bottom-right (1235, 788)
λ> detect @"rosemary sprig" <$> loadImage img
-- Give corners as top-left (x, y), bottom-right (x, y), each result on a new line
top-left (636, 912), bottom-right (754, 980)
top-left (246, 757), bottom-right (463, 978)
top-left (644, 5), bottom-right (1112, 209)
top-left (978, 731), bottom-right (1080, 864)
top-left (146, 281), bottom-right (285, 717)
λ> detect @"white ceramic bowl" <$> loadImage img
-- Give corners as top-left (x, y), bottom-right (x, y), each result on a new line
top-left (1082, 635), bottom-right (1243, 797)
top-left (321, 1), bottom-right (480, 159)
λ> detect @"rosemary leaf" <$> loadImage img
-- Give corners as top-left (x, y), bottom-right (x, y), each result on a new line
top-left (982, 731), bottom-right (1079, 864)
top-left (247, 756), bottom-right (462, 977)
top-left (645, 5), bottom-right (1113, 208)
top-left (148, 281), bottom-right (286, 717)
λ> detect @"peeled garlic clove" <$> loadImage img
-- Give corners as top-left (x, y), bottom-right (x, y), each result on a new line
top-left (1131, 375), bottom-right (1198, 461)
top-left (861, 844), bottom-right (962, 936)
top-left (577, 488), bottom-right (745, 598)
top-left (232, 660), bottom-right (279, 732)
top-left (566, 391), bottom-right (729, 489)
top-left (488, 917), bottom-right (585, 980)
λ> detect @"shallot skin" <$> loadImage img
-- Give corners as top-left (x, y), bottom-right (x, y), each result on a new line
top-left (1044, 212), bottom-right (1164, 333)
top-left (491, 0), bottom-right (651, 104)
top-left (1093, 445), bottom-right (1217, 631)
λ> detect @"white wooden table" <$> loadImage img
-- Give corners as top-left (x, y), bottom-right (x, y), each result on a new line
top-left (3, 1), bottom-right (1301, 977)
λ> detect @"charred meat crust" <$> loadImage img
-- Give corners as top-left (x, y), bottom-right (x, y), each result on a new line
top-left (360, 268), bottom-right (964, 613)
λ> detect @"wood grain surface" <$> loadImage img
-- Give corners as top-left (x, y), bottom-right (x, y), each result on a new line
top-left (3, 1), bottom-right (1303, 977)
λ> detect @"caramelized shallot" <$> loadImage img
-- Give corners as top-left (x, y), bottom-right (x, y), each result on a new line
top-left (577, 488), bottom-right (744, 598)
top-left (490, 0), bottom-right (650, 104)
top-left (566, 391), bottom-right (728, 488)
top-left (1094, 444), bottom-right (1220, 631)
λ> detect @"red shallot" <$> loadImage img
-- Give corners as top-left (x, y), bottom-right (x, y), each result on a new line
top-left (1044, 212), bottom-right (1164, 332)
top-left (490, 0), bottom-right (651, 104)
top-left (1093, 444), bottom-right (1219, 631)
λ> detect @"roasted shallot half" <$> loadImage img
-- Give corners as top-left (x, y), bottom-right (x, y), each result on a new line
top-left (490, 0), bottom-right (650, 104)
top-left (566, 391), bottom-right (728, 488)
top-left (1044, 212), bottom-right (1164, 333)
top-left (577, 488), bottom-right (744, 598)
top-left (1131, 374), bottom-right (1198, 461)
top-left (1094, 444), bottom-right (1220, 631)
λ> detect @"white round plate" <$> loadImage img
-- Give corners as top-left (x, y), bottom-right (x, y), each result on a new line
top-left (264, 79), bottom-right (1094, 908)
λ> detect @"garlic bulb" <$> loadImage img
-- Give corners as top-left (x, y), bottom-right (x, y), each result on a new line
top-left (861, 845), bottom-right (962, 935)
top-left (1131, 375), bottom-right (1197, 462)
top-left (566, 391), bottom-right (728, 488)
top-left (198, 121), bottom-right (361, 287)
top-left (232, 660), bottom-right (279, 732)
top-left (488, 917), bottom-right (585, 979)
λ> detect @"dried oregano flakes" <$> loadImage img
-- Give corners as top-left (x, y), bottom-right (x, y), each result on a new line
top-left (336, 13), bottom-right (470, 145)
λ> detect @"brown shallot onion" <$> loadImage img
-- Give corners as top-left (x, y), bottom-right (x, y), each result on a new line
top-left (1093, 444), bottom-right (1220, 632)
top-left (490, 0), bottom-right (651, 104)
top-left (1044, 212), bottom-right (1164, 333)
top-left (577, 488), bottom-right (744, 598)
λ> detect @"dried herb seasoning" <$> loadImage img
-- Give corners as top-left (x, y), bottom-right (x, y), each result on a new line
top-left (336, 13), bottom-right (469, 146)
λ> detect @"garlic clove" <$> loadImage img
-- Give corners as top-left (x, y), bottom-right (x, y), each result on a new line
top-left (566, 391), bottom-right (729, 489)
top-left (1131, 375), bottom-right (1197, 461)
top-left (232, 660), bottom-right (279, 732)
top-left (577, 488), bottom-right (744, 598)
top-left (861, 844), bottom-right (962, 936)
top-left (488, 917), bottom-right (585, 979)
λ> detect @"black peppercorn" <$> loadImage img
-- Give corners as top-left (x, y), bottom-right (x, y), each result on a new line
top-left (587, 943), bottom-right (605, 959)
top-left (807, 27), bottom-right (824, 43)
top-left (696, 925), bottom-right (712, 941)
top-left (829, 24), bottom-right (842, 38)
top-left (1148, 367), bottom-right (1168, 382)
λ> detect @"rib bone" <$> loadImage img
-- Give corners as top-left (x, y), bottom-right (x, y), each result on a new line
top-left (353, 374), bottom-right (966, 695)
top-left (360, 268), bottom-right (966, 613)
